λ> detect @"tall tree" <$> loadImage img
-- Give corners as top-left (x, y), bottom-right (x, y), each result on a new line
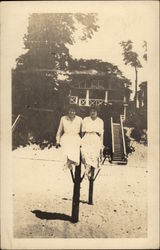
top-left (14, 13), bottom-right (99, 108)
top-left (142, 40), bottom-right (147, 62)
top-left (16, 13), bottom-right (99, 70)
top-left (120, 40), bottom-right (142, 109)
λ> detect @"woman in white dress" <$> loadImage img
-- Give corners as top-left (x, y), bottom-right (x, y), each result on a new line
top-left (56, 105), bottom-right (82, 170)
top-left (81, 106), bottom-right (104, 177)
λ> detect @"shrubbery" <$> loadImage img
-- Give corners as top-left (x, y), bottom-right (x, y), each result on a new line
top-left (12, 108), bottom-right (62, 150)
top-left (124, 108), bottom-right (147, 145)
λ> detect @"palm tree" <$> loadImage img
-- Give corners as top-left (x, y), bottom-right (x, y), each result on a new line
top-left (120, 40), bottom-right (142, 110)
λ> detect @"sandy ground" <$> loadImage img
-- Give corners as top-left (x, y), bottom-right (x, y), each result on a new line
top-left (13, 142), bottom-right (147, 238)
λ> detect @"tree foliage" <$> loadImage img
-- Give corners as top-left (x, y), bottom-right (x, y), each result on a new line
top-left (120, 40), bottom-right (142, 69)
top-left (142, 40), bottom-right (147, 62)
top-left (70, 58), bottom-right (125, 76)
top-left (16, 13), bottom-right (99, 70)
top-left (120, 40), bottom-right (147, 109)
top-left (12, 14), bottom-right (133, 148)
top-left (12, 13), bottom-right (100, 148)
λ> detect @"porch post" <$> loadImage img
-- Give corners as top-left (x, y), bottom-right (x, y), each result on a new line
top-left (86, 89), bottom-right (89, 106)
top-left (105, 90), bottom-right (108, 103)
top-left (123, 104), bottom-right (127, 120)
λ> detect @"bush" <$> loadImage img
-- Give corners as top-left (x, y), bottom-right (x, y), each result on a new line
top-left (130, 128), bottom-right (147, 145)
top-left (125, 108), bottom-right (147, 129)
top-left (12, 108), bottom-right (62, 150)
top-left (124, 108), bottom-right (147, 145)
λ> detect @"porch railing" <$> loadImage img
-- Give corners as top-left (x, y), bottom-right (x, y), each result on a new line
top-left (120, 115), bottom-right (127, 156)
top-left (111, 117), bottom-right (114, 153)
top-left (69, 96), bottom-right (78, 104)
top-left (70, 97), bottom-right (125, 106)
top-left (79, 98), bottom-right (104, 106)
top-left (12, 114), bottom-right (21, 132)
top-left (108, 99), bottom-right (124, 103)
top-left (89, 99), bottom-right (104, 106)
top-left (120, 114), bottom-right (125, 121)
top-left (79, 98), bottom-right (87, 106)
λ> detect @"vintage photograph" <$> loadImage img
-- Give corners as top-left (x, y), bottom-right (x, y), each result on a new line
top-left (1, 1), bottom-right (159, 249)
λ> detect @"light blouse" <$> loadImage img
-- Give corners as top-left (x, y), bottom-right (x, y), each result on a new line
top-left (82, 116), bottom-right (104, 147)
top-left (56, 115), bottom-right (82, 144)
top-left (82, 116), bottom-right (104, 135)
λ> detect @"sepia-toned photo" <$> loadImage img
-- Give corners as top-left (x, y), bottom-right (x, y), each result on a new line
top-left (1, 1), bottom-right (159, 249)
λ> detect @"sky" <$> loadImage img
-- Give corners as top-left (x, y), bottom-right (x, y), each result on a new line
top-left (2, 1), bottom-right (157, 97)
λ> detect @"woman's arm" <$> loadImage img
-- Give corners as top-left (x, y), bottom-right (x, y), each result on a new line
top-left (99, 121), bottom-right (104, 161)
top-left (100, 120), bottom-right (104, 147)
top-left (100, 133), bottom-right (104, 146)
top-left (56, 117), bottom-right (64, 146)
top-left (81, 118), bottom-right (86, 138)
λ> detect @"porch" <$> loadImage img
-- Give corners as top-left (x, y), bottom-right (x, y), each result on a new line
top-left (69, 88), bottom-right (127, 107)
top-left (69, 90), bottom-right (127, 120)
top-left (69, 94), bottom-right (127, 106)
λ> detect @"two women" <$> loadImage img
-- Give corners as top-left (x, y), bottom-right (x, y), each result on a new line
top-left (56, 105), bottom-right (104, 176)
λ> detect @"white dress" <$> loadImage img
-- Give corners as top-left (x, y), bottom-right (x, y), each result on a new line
top-left (81, 116), bottom-right (104, 169)
top-left (56, 115), bottom-right (82, 168)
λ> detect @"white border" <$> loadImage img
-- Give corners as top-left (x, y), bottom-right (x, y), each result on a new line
top-left (1, 1), bottom-right (159, 249)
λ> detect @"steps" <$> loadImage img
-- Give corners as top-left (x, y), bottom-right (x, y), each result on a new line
top-left (111, 117), bottom-right (127, 165)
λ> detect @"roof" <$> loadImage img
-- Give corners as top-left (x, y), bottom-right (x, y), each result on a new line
top-left (69, 69), bottom-right (105, 76)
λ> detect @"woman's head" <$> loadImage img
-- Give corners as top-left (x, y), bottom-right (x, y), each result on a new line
top-left (89, 105), bottom-right (98, 120)
top-left (67, 104), bottom-right (77, 119)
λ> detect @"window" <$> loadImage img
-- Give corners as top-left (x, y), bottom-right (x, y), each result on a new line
top-left (98, 80), bottom-right (105, 89)
top-left (79, 81), bottom-right (85, 88)
top-left (90, 89), bottom-right (105, 99)
top-left (72, 82), bottom-right (79, 88)
top-left (91, 79), bottom-right (99, 89)
top-left (108, 91), bottom-right (124, 101)
top-left (86, 81), bottom-right (91, 88)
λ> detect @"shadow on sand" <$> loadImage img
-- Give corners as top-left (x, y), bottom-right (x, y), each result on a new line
top-left (32, 210), bottom-right (72, 222)
top-left (62, 197), bottom-right (88, 204)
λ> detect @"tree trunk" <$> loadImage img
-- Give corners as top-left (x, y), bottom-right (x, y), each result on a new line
top-left (134, 67), bottom-right (138, 110)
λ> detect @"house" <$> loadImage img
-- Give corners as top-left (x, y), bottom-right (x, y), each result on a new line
top-left (68, 69), bottom-right (130, 121)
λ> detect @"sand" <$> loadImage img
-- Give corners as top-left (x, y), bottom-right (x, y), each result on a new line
top-left (12, 142), bottom-right (147, 238)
